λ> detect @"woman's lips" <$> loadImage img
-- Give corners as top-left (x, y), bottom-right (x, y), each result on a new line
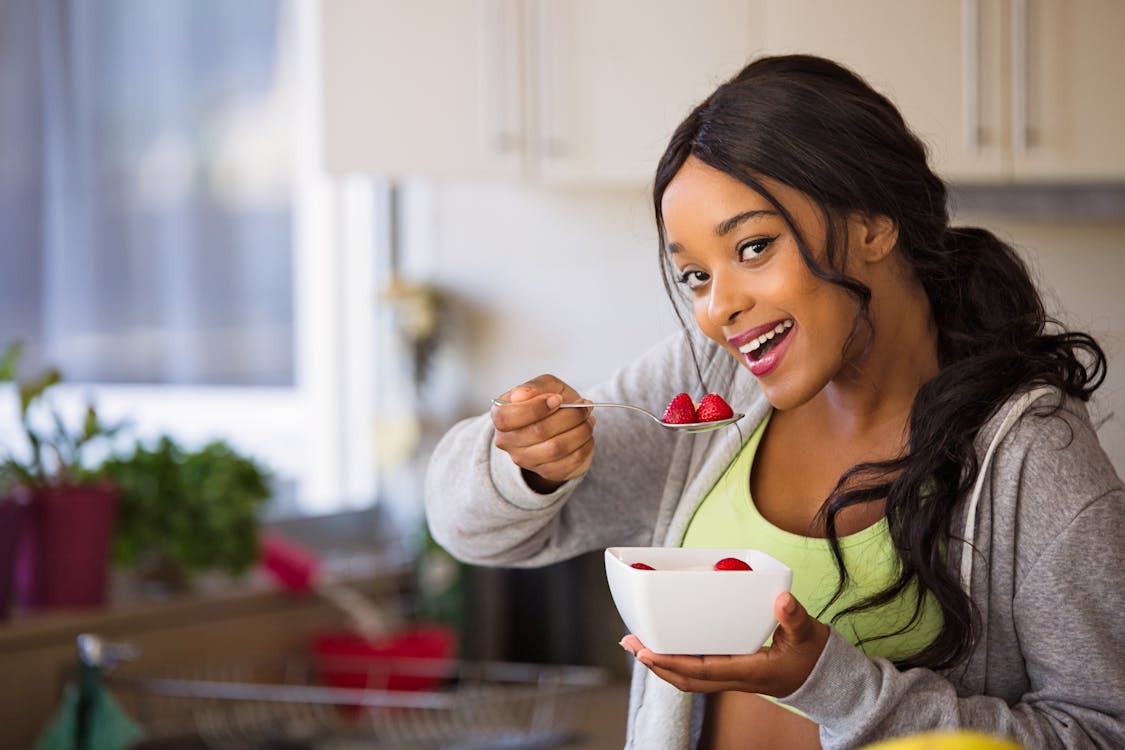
top-left (729, 319), bottom-right (794, 377)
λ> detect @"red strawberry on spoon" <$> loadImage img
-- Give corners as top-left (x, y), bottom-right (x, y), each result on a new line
top-left (661, 392), bottom-right (698, 424)
top-left (697, 393), bottom-right (734, 422)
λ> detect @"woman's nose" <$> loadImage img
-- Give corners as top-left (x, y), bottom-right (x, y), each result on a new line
top-left (707, 270), bottom-right (751, 326)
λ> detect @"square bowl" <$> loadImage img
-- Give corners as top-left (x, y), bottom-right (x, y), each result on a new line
top-left (605, 547), bottom-right (793, 655)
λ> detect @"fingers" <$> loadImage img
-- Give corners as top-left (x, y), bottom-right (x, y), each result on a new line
top-left (507, 418), bottom-right (595, 479)
top-left (492, 390), bottom-right (560, 432)
top-left (492, 375), bottom-right (595, 485)
top-left (492, 375), bottom-right (584, 431)
top-left (620, 637), bottom-right (745, 693)
top-left (647, 656), bottom-right (745, 693)
top-left (621, 636), bottom-right (742, 687)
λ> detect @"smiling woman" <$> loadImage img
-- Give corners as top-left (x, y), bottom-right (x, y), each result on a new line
top-left (424, 53), bottom-right (1125, 750)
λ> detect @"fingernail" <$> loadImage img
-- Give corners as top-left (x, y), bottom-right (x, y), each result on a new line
top-left (784, 594), bottom-right (797, 614)
top-left (546, 394), bottom-right (562, 408)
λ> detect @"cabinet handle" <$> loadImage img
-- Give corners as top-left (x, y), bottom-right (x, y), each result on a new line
top-left (531, 0), bottom-right (566, 160)
top-left (1010, 0), bottom-right (1030, 154)
top-left (961, 0), bottom-right (981, 152)
top-left (479, 0), bottom-right (521, 156)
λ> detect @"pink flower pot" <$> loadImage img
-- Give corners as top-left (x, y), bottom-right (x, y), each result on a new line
top-left (0, 495), bottom-right (27, 619)
top-left (15, 483), bottom-right (119, 610)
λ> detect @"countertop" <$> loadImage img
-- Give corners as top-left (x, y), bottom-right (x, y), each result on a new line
top-left (1, 551), bottom-right (630, 749)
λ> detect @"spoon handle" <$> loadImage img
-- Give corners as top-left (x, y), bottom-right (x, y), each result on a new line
top-left (556, 402), bottom-right (658, 419)
top-left (492, 398), bottom-right (660, 420)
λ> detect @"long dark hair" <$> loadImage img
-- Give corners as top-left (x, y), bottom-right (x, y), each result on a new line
top-left (654, 54), bottom-right (1107, 670)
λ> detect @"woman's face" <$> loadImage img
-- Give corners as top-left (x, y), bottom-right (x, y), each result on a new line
top-left (661, 156), bottom-right (871, 410)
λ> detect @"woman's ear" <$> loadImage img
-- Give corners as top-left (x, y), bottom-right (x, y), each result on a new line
top-left (852, 213), bottom-right (898, 263)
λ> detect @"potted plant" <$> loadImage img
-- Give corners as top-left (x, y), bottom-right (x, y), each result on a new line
top-left (98, 435), bottom-right (271, 594)
top-left (0, 463), bottom-right (28, 619)
top-left (0, 341), bottom-right (125, 610)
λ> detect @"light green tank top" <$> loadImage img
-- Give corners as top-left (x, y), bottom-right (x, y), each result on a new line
top-left (681, 412), bottom-right (943, 662)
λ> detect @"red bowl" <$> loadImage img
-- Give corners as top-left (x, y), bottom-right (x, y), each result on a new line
top-left (312, 623), bottom-right (457, 692)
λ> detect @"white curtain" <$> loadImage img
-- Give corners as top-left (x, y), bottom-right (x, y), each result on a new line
top-left (0, 0), bottom-right (295, 386)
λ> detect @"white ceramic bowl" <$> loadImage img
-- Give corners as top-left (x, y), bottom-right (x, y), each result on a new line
top-left (605, 546), bottom-right (793, 655)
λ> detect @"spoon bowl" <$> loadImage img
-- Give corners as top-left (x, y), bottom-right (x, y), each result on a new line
top-left (490, 398), bottom-right (744, 433)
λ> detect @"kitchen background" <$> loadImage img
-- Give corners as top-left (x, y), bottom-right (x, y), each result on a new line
top-left (1, 0), bottom-right (1123, 747)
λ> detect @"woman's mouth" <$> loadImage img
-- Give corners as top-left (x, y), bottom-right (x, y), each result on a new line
top-left (737, 319), bottom-right (793, 360)
top-left (733, 319), bottom-right (794, 376)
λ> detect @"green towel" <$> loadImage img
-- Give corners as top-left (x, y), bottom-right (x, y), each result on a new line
top-left (34, 666), bottom-right (144, 750)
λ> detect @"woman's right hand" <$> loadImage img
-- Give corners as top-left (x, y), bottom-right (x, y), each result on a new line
top-left (491, 374), bottom-right (596, 493)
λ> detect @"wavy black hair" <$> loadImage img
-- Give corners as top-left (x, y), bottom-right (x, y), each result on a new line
top-left (653, 54), bottom-right (1106, 670)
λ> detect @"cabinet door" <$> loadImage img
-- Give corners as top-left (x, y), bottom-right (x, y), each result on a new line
top-left (320, 0), bottom-right (526, 178)
top-left (528, 0), bottom-right (760, 185)
top-left (757, 0), bottom-right (1010, 182)
top-left (1014, 0), bottom-right (1125, 180)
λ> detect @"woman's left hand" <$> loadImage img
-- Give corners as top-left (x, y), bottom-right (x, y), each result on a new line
top-left (620, 592), bottom-right (830, 697)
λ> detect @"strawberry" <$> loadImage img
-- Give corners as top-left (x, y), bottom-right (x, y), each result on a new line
top-left (696, 393), bottom-right (734, 422)
top-left (661, 392), bottom-right (697, 424)
top-left (630, 562), bottom-right (655, 570)
top-left (713, 557), bottom-right (752, 571)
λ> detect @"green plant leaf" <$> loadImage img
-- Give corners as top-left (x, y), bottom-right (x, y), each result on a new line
top-left (3, 340), bottom-right (127, 486)
top-left (0, 341), bottom-right (22, 382)
top-left (19, 369), bottom-right (61, 417)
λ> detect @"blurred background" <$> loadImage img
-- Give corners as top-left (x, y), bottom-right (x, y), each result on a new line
top-left (1, 1), bottom-right (1123, 747)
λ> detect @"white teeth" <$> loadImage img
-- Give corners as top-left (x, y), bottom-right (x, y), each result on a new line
top-left (737, 320), bottom-right (794, 354)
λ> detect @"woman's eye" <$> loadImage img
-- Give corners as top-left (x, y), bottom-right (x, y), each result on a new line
top-left (676, 269), bottom-right (710, 290)
top-left (738, 235), bottom-right (777, 261)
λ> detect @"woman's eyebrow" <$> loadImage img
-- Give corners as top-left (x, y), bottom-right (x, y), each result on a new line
top-left (666, 209), bottom-right (778, 254)
top-left (715, 209), bottom-right (777, 237)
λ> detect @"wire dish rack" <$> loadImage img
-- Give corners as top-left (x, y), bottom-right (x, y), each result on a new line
top-left (92, 639), bottom-right (609, 750)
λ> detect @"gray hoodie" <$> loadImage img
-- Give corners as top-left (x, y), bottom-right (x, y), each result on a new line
top-left (424, 330), bottom-right (1125, 749)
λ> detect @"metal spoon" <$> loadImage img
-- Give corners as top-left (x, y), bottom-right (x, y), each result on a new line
top-left (490, 398), bottom-right (744, 433)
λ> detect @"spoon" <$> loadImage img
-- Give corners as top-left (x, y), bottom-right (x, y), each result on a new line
top-left (490, 398), bottom-right (744, 433)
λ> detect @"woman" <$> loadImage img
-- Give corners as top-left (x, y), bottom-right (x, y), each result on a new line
top-left (423, 55), bottom-right (1125, 749)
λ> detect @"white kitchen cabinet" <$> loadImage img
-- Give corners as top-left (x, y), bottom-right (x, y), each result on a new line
top-left (1014, 0), bottom-right (1125, 181)
top-left (757, 0), bottom-right (1125, 183)
top-left (318, 0), bottom-right (758, 184)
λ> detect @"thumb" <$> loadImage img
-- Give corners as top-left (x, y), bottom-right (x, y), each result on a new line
top-left (773, 592), bottom-right (817, 644)
top-left (767, 592), bottom-right (830, 697)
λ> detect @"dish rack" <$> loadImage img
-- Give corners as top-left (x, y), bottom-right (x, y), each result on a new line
top-left (80, 634), bottom-right (609, 750)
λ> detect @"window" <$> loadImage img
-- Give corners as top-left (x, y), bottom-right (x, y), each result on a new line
top-left (0, 0), bottom-right (380, 517)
